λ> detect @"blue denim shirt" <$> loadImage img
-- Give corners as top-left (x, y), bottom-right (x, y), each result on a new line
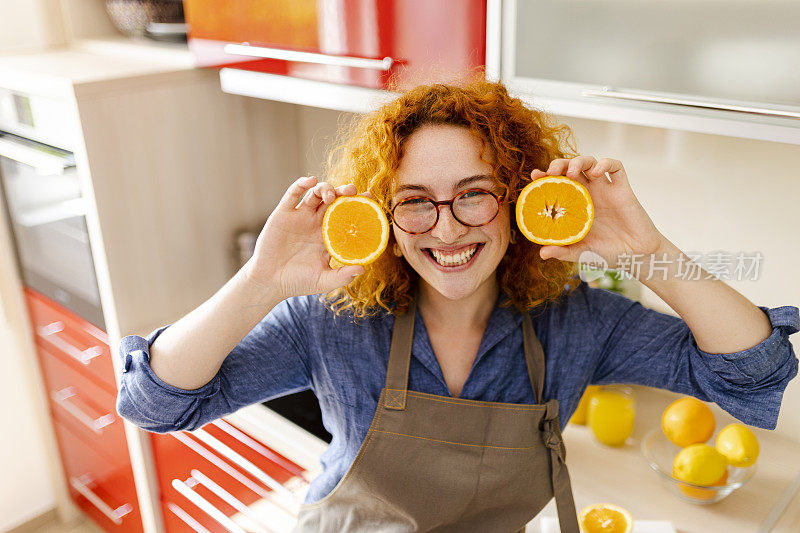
top-left (116, 281), bottom-right (799, 503)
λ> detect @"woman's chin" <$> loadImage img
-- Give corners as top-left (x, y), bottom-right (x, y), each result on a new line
top-left (420, 275), bottom-right (486, 302)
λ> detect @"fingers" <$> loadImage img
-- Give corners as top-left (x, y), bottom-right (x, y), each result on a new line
top-left (320, 263), bottom-right (366, 291)
top-left (590, 158), bottom-right (623, 182)
top-left (295, 180), bottom-right (359, 211)
top-left (536, 157), bottom-right (621, 185)
top-left (279, 176), bottom-right (317, 211)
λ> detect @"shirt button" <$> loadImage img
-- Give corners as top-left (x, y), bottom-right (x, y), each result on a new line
top-left (123, 352), bottom-right (133, 373)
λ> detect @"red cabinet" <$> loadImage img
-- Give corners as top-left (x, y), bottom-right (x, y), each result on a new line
top-left (151, 419), bottom-right (309, 532)
top-left (184, 0), bottom-right (487, 90)
top-left (25, 288), bottom-right (144, 533)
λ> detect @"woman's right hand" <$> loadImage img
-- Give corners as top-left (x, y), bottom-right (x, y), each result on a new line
top-left (243, 176), bottom-right (366, 300)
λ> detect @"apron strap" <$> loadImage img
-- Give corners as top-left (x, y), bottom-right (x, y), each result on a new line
top-left (522, 313), bottom-right (546, 404)
top-left (383, 286), bottom-right (418, 410)
top-left (542, 399), bottom-right (581, 533)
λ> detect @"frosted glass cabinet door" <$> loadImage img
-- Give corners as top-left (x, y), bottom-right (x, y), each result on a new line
top-left (506, 0), bottom-right (800, 111)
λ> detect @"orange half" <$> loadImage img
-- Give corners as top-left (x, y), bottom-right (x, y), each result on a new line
top-left (322, 196), bottom-right (389, 265)
top-left (578, 503), bottom-right (634, 533)
top-left (516, 176), bottom-right (594, 245)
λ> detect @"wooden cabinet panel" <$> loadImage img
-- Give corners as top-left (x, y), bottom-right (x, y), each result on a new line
top-left (52, 415), bottom-right (144, 533)
top-left (184, 0), bottom-right (486, 90)
top-left (25, 287), bottom-right (116, 394)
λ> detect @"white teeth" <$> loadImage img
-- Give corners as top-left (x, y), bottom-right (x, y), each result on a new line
top-left (430, 245), bottom-right (479, 266)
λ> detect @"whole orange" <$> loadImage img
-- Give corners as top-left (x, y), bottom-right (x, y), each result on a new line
top-left (661, 397), bottom-right (715, 447)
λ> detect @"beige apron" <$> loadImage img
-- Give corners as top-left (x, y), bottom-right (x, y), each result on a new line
top-left (294, 292), bottom-right (581, 532)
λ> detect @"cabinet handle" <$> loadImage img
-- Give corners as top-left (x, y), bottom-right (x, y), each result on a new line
top-left (0, 135), bottom-right (75, 174)
top-left (37, 321), bottom-right (104, 365)
top-left (70, 474), bottom-right (133, 525)
top-left (190, 469), bottom-right (275, 533)
top-left (51, 387), bottom-right (115, 434)
top-left (224, 43), bottom-right (395, 71)
top-left (212, 419), bottom-right (306, 479)
top-left (172, 431), bottom-right (270, 499)
top-left (582, 87), bottom-right (800, 120)
top-left (172, 478), bottom-right (248, 533)
top-left (166, 502), bottom-right (212, 533)
top-left (191, 428), bottom-right (296, 503)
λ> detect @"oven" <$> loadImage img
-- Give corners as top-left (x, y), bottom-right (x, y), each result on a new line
top-left (0, 91), bottom-right (105, 330)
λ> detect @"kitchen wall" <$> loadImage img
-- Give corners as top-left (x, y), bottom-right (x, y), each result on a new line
top-left (0, 0), bottom-right (120, 54)
top-left (0, 202), bottom-right (58, 530)
top-left (291, 104), bottom-right (800, 441)
top-left (0, 0), bottom-right (66, 52)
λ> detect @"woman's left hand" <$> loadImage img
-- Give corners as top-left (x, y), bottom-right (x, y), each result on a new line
top-left (532, 156), bottom-right (664, 269)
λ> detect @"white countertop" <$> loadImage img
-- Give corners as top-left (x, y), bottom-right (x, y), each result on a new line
top-left (0, 37), bottom-right (196, 99)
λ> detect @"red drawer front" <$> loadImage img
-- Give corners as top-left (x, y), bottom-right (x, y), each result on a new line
top-left (184, 0), bottom-right (486, 90)
top-left (52, 415), bottom-right (144, 533)
top-left (151, 421), bottom-right (306, 531)
top-left (24, 287), bottom-right (116, 394)
top-left (36, 339), bottom-right (130, 462)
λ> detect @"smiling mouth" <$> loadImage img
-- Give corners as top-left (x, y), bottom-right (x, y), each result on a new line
top-left (424, 244), bottom-right (483, 267)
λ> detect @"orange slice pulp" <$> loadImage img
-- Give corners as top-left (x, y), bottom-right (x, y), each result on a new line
top-left (515, 176), bottom-right (594, 245)
top-left (578, 503), bottom-right (634, 533)
top-left (322, 195), bottom-right (389, 265)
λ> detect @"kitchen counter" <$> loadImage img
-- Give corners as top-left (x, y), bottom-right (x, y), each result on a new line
top-left (531, 385), bottom-right (800, 533)
top-left (0, 37), bottom-right (195, 100)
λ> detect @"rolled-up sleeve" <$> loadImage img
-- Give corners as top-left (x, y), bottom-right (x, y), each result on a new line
top-left (116, 297), bottom-right (313, 433)
top-left (586, 285), bottom-right (799, 430)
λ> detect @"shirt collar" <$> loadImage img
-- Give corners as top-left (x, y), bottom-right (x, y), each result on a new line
top-left (407, 291), bottom-right (525, 394)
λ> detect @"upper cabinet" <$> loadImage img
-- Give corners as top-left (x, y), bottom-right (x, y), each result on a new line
top-left (496, 0), bottom-right (800, 144)
top-left (184, 0), bottom-right (486, 91)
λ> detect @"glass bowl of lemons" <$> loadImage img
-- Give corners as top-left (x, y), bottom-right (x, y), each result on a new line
top-left (641, 428), bottom-right (758, 504)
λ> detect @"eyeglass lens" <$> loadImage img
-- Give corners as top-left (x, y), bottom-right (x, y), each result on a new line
top-left (394, 191), bottom-right (499, 233)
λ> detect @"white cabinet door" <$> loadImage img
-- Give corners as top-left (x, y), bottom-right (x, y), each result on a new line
top-left (494, 0), bottom-right (800, 144)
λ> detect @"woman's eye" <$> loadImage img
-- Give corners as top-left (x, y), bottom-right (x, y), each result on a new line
top-left (402, 198), bottom-right (428, 205)
top-left (461, 190), bottom-right (487, 199)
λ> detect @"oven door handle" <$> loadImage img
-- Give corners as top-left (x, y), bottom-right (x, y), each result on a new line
top-left (0, 136), bottom-right (75, 174)
top-left (14, 197), bottom-right (87, 227)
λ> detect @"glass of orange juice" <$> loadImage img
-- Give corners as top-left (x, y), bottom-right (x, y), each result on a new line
top-left (588, 385), bottom-right (636, 447)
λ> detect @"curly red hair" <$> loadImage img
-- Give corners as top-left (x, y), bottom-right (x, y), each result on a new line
top-left (321, 76), bottom-right (581, 318)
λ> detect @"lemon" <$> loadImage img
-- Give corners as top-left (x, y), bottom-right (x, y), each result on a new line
top-left (578, 503), bottom-right (634, 533)
top-left (716, 423), bottom-right (760, 467)
top-left (674, 467), bottom-right (728, 500)
top-left (661, 397), bottom-right (715, 447)
top-left (672, 444), bottom-right (729, 486)
top-left (588, 388), bottom-right (635, 447)
top-left (569, 385), bottom-right (601, 425)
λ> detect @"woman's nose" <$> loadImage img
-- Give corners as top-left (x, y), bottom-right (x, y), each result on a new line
top-left (430, 205), bottom-right (468, 242)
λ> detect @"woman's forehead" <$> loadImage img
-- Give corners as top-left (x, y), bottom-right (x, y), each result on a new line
top-left (396, 132), bottom-right (492, 179)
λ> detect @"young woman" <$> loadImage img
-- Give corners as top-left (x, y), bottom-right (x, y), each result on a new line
top-left (117, 80), bottom-right (799, 532)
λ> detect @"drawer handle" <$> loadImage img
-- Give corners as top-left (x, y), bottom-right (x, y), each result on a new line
top-left (38, 322), bottom-right (104, 365)
top-left (172, 478), bottom-right (248, 533)
top-left (190, 469), bottom-right (275, 533)
top-left (167, 502), bottom-right (212, 533)
top-left (212, 419), bottom-right (306, 479)
top-left (70, 474), bottom-right (133, 525)
top-left (52, 387), bottom-right (115, 434)
top-left (192, 428), bottom-right (296, 503)
top-left (172, 431), bottom-right (270, 499)
top-left (172, 432), bottom-right (299, 519)
top-left (224, 43), bottom-right (395, 71)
